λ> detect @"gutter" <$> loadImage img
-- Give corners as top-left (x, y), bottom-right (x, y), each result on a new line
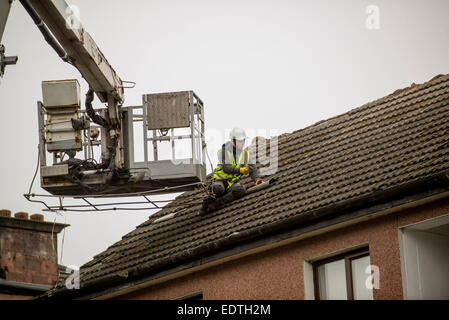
top-left (37, 169), bottom-right (449, 300)
top-left (0, 279), bottom-right (52, 296)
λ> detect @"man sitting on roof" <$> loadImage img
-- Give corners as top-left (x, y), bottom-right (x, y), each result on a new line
top-left (201, 127), bottom-right (264, 214)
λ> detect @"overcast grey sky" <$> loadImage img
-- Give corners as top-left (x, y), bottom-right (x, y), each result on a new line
top-left (1, 0), bottom-right (449, 268)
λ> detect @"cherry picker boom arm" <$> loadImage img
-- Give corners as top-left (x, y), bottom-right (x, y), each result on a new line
top-left (3, 0), bottom-right (209, 200)
top-left (22, 0), bottom-right (124, 127)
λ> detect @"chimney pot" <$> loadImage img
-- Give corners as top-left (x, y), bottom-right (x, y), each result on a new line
top-left (0, 209), bottom-right (12, 217)
top-left (14, 212), bottom-right (29, 220)
top-left (30, 213), bottom-right (44, 222)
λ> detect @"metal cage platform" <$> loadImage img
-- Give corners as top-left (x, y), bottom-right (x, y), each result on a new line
top-left (38, 88), bottom-right (207, 196)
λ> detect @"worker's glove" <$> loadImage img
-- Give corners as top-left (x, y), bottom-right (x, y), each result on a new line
top-left (255, 179), bottom-right (264, 185)
top-left (239, 167), bottom-right (250, 175)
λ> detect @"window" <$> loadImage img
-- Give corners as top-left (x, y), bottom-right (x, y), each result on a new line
top-left (313, 247), bottom-right (373, 300)
top-left (399, 215), bottom-right (449, 299)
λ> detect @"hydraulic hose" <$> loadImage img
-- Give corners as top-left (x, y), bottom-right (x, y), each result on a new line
top-left (84, 87), bottom-right (117, 171)
top-left (85, 87), bottom-right (109, 129)
top-left (19, 0), bottom-right (70, 62)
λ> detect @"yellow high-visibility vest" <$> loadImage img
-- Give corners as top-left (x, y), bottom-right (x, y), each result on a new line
top-left (213, 147), bottom-right (249, 188)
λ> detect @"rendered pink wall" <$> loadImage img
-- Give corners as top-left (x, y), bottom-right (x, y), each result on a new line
top-left (115, 198), bottom-right (449, 300)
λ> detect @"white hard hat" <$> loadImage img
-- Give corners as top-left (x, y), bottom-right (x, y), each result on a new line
top-left (229, 127), bottom-right (247, 140)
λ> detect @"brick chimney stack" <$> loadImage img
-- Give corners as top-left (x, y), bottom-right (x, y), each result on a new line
top-left (0, 209), bottom-right (69, 298)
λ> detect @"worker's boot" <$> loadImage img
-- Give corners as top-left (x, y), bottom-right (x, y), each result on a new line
top-left (199, 200), bottom-right (209, 215)
top-left (200, 196), bottom-right (217, 215)
top-left (199, 196), bottom-right (224, 215)
top-left (206, 186), bottom-right (241, 213)
top-left (207, 197), bottom-right (224, 212)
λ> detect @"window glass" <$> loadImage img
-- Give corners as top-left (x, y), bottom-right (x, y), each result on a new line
top-left (318, 259), bottom-right (348, 300)
top-left (351, 255), bottom-right (373, 300)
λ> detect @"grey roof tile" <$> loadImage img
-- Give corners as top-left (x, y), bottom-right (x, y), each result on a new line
top-left (79, 74), bottom-right (449, 284)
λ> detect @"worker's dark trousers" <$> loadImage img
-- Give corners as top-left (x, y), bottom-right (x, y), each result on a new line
top-left (212, 180), bottom-right (246, 203)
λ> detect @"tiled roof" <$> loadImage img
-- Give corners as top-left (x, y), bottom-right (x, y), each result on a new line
top-left (80, 73), bottom-right (449, 287)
